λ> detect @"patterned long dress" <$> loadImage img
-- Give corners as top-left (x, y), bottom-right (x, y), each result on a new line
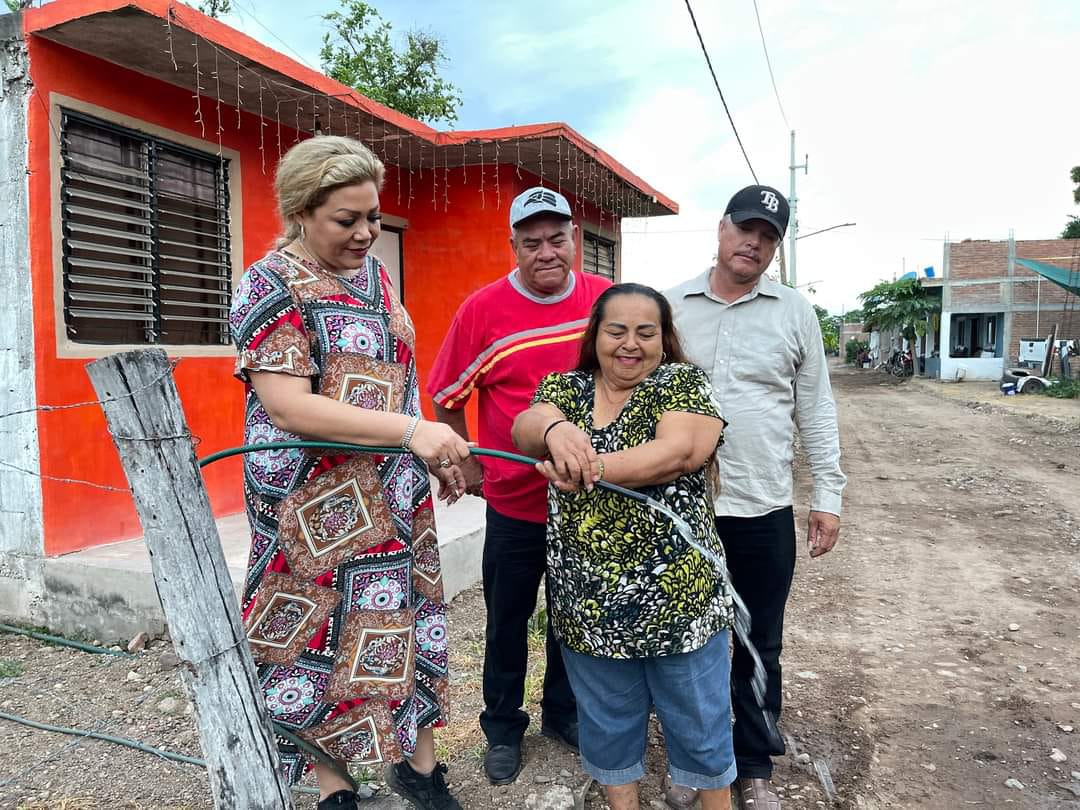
top-left (228, 249), bottom-right (449, 784)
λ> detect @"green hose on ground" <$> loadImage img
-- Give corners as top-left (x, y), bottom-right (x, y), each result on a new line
top-left (0, 710), bottom-right (321, 796)
top-left (0, 623), bottom-right (134, 658)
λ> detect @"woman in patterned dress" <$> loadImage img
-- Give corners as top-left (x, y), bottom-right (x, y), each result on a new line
top-left (228, 136), bottom-right (467, 810)
top-left (512, 283), bottom-right (736, 810)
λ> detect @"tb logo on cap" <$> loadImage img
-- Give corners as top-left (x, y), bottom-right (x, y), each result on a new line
top-left (760, 190), bottom-right (780, 213)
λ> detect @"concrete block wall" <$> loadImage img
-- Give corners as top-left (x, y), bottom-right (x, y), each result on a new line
top-left (1010, 310), bottom-right (1080, 364)
top-left (948, 240), bottom-right (1009, 280)
top-left (946, 238), bottom-right (1080, 365)
top-left (948, 239), bottom-right (1077, 305)
top-left (950, 284), bottom-right (1004, 306)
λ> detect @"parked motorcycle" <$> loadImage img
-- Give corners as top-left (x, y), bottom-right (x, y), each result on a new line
top-left (885, 348), bottom-right (914, 378)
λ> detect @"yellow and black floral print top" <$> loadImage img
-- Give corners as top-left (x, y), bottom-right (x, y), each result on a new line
top-left (533, 362), bottom-right (733, 659)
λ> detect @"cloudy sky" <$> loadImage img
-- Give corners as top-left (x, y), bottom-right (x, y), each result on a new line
top-left (220, 0), bottom-right (1080, 314)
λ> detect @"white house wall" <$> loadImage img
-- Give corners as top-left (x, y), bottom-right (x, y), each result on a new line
top-left (938, 310), bottom-right (1004, 381)
top-left (0, 14), bottom-right (45, 620)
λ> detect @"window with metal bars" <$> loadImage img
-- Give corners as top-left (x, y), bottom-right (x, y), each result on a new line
top-left (582, 231), bottom-right (617, 282)
top-left (60, 110), bottom-right (232, 346)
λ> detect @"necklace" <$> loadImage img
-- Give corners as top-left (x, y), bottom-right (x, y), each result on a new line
top-left (592, 377), bottom-right (633, 431)
top-left (284, 240), bottom-right (359, 279)
top-left (286, 239), bottom-right (321, 268)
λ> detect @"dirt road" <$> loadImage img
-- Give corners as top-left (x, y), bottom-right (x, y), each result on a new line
top-left (1, 365), bottom-right (1078, 809)
top-left (778, 366), bottom-right (1080, 809)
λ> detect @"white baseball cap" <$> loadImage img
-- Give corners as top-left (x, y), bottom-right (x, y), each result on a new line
top-left (509, 186), bottom-right (573, 229)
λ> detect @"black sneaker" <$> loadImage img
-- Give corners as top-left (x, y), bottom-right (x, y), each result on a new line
top-left (386, 761), bottom-right (461, 810)
top-left (317, 790), bottom-right (358, 810)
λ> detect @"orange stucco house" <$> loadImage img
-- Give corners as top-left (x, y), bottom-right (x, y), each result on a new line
top-left (0, 0), bottom-right (675, 627)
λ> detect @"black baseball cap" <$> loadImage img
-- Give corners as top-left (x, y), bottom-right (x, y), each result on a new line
top-left (724, 185), bottom-right (790, 239)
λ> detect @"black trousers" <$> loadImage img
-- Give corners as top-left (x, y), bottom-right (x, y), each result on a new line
top-left (716, 507), bottom-right (797, 780)
top-left (480, 505), bottom-right (576, 746)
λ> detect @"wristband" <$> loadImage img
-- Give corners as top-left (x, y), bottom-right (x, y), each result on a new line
top-left (597, 458), bottom-right (605, 481)
top-left (400, 415), bottom-right (421, 449)
top-left (542, 419), bottom-right (568, 445)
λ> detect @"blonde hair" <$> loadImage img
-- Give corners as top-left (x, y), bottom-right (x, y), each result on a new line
top-left (274, 136), bottom-right (385, 248)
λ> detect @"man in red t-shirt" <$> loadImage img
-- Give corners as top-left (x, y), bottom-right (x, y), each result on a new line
top-left (429, 186), bottom-right (610, 785)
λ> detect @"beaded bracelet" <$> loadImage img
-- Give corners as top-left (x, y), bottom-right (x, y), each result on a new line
top-left (597, 458), bottom-right (605, 481)
top-left (400, 415), bottom-right (421, 450)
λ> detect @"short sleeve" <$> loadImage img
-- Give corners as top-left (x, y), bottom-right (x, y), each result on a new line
top-left (653, 364), bottom-right (725, 425)
top-left (531, 372), bottom-right (580, 420)
top-left (427, 296), bottom-right (483, 410)
top-left (229, 262), bottom-right (318, 382)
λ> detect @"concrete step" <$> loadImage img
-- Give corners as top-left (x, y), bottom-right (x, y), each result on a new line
top-left (35, 489), bottom-right (486, 642)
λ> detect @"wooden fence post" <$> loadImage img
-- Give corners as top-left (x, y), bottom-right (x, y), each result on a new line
top-left (87, 349), bottom-right (293, 810)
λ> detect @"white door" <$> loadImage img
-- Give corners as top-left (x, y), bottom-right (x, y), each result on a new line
top-left (374, 227), bottom-right (403, 300)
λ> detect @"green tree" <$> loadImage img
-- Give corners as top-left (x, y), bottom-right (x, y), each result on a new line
top-left (320, 1), bottom-right (462, 125)
top-left (813, 304), bottom-right (839, 354)
top-left (845, 338), bottom-right (869, 365)
top-left (198, 0), bottom-right (231, 17)
top-left (1063, 167), bottom-right (1080, 238)
top-left (842, 306), bottom-right (865, 324)
top-left (858, 278), bottom-right (940, 343)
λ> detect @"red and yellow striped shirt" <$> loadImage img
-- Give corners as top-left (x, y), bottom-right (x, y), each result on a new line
top-left (428, 270), bottom-right (611, 522)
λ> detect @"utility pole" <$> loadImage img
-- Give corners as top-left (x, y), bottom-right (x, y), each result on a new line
top-left (788, 130), bottom-right (808, 287)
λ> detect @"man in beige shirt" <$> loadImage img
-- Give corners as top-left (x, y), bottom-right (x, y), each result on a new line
top-left (664, 185), bottom-right (845, 810)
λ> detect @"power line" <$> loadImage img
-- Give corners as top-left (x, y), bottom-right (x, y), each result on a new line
top-left (797, 222), bottom-right (856, 240)
top-left (751, 0), bottom-right (789, 129)
top-left (228, 0), bottom-right (318, 70)
top-left (683, 0), bottom-right (758, 183)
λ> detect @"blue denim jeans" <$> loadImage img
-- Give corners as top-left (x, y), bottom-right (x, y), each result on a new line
top-left (560, 630), bottom-right (736, 789)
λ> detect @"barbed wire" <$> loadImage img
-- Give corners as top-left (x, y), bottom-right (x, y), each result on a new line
top-left (0, 358), bottom-right (201, 493)
top-left (0, 460), bottom-right (129, 494)
top-left (0, 359), bottom-right (182, 422)
top-left (111, 432), bottom-right (200, 446)
top-left (0, 427), bottom-right (205, 494)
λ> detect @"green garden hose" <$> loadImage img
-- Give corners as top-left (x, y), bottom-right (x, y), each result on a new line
top-left (197, 441), bottom-right (653, 504)
top-left (0, 710), bottom-right (321, 796)
top-left (200, 440), bottom-right (778, 746)
top-left (0, 623), bottom-right (134, 658)
top-left (0, 439), bottom-right (774, 795)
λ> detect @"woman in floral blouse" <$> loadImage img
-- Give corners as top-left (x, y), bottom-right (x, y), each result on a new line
top-left (512, 283), bottom-right (735, 810)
